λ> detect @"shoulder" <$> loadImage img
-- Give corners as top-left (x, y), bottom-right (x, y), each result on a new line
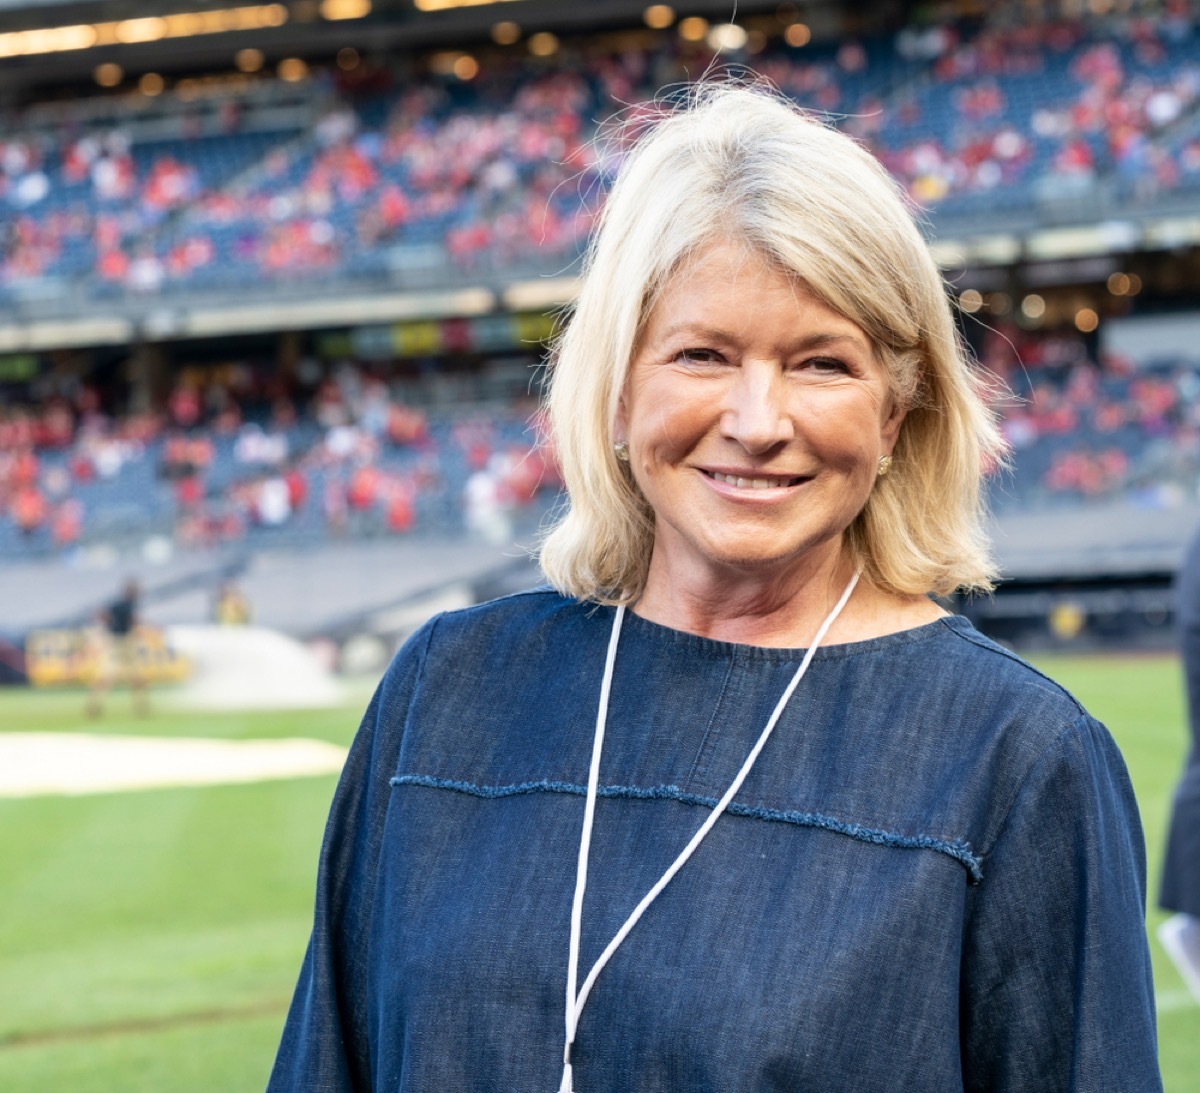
top-left (842, 615), bottom-right (1109, 820)
top-left (380, 586), bottom-right (607, 691)
top-left (921, 617), bottom-right (1137, 853)
top-left (926, 614), bottom-right (1089, 724)
top-left (935, 614), bottom-right (1111, 769)
top-left (423, 585), bottom-right (601, 653)
top-left (832, 613), bottom-right (1088, 738)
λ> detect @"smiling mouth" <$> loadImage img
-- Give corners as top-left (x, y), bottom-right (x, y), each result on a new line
top-left (704, 470), bottom-right (807, 490)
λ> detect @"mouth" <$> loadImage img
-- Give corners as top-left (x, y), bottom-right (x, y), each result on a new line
top-left (703, 470), bottom-right (808, 490)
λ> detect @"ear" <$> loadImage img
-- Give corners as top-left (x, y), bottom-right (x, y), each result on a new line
top-left (614, 381), bottom-right (629, 444)
top-left (880, 397), bottom-right (906, 454)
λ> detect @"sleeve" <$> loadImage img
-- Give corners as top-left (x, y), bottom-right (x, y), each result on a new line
top-left (266, 618), bottom-right (438, 1093)
top-left (960, 714), bottom-right (1162, 1093)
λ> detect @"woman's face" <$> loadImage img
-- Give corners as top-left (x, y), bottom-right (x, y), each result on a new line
top-left (618, 239), bottom-right (905, 591)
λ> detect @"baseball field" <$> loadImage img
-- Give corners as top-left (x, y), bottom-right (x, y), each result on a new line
top-left (0, 654), bottom-right (1195, 1091)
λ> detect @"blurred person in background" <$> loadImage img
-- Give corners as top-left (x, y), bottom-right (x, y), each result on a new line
top-left (213, 580), bottom-right (251, 626)
top-left (1159, 524), bottom-right (1200, 1003)
top-left (269, 85), bottom-right (1160, 1092)
top-left (86, 577), bottom-right (147, 717)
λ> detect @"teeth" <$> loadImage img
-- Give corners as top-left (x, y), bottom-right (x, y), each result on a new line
top-left (712, 472), bottom-right (795, 489)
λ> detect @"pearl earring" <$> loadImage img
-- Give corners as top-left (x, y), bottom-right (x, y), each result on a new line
top-left (614, 442), bottom-right (630, 463)
top-left (877, 455), bottom-right (893, 477)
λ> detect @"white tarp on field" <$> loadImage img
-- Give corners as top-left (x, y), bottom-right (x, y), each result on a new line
top-left (0, 733), bottom-right (348, 798)
top-left (165, 625), bottom-right (345, 710)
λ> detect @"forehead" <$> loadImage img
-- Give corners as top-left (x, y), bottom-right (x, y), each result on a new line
top-left (642, 240), bottom-right (871, 346)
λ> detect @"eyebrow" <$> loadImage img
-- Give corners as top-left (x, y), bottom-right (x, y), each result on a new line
top-left (652, 323), bottom-right (870, 354)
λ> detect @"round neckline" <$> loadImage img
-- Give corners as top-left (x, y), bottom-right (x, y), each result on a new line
top-left (618, 604), bottom-right (967, 661)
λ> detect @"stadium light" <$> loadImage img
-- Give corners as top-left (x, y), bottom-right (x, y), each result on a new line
top-left (958, 289), bottom-right (983, 314)
top-left (278, 57), bottom-right (309, 81)
top-left (1075, 307), bottom-right (1099, 333)
top-left (320, 0), bottom-right (372, 19)
top-left (2, 25), bottom-right (97, 56)
top-left (707, 24), bottom-right (747, 52)
top-left (678, 16), bottom-right (708, 41)
top-left (429, 50), bottom-right (465, 73)
top-left (1107, 271), bottom-right (1142, 296)
top-left (452, 54), bottom-right (479, 79)
top-left (643, 5), bottom-right (675, 29)
top-left (93, 62), bottom-right (122, 86)
top-left (784, 22), bottom-right (811, 47)
top-left (527, 31), bottom-right (558, 56)
top-left (139, 72), bottom-right (166, 96)
top-left (116, 17), bottom-right (169, 44)
top-left (236, 47), bottom-right (265, 72)
top-left (414, 0), bottom-right (524, 11)
top-left (490, 21), bottom-right (520, 44)
top-left (430, 50), bottom-right (478, 78)
top-left (0, 5), bottom-right (288, 59)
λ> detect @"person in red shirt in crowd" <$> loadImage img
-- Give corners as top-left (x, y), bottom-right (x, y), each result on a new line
top-left (385, 478), bottom-right (415, 534)
top-left (168, 383), bottom-right (202, 429)
top-left (175, 473), bottom-right (204, 510)
top-left (347, 463), bottom-right (380, 511)
top-left (68, 448), bottom-right (96, 483)
top-left (36, 401), bottom-right (75, 448)
top-left (51, 498), bottom-right (83, 549)
top-left (11, 483), bottom-right (47, 536)
top-left (386, 403), bottom-right (430, 448)
top-left (285, 464), bottom-right (308, 512)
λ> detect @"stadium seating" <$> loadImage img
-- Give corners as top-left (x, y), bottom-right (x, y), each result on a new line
top-left (6, 16), bottom-right (1200, 299)
top-left (0, 365), bottom-right (558, 556)
top-left (6, 332), bottom-right (1200, 554)
top-left (7, 12), bottom-right (1200, 552)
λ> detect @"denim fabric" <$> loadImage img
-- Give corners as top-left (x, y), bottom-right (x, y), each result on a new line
top-left (269, 589), bottom-right (1161, 1092)
top-left (1162, 526), bottom-right (1200, 916)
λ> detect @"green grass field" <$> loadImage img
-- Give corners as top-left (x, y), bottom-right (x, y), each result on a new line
top-left (0, 658), bottom-right (1196, 1091)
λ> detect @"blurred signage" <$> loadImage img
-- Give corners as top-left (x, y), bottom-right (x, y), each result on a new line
top-left (0, 354), bottom-right (39, 382)
top-left (327, 311), bottom-right (558, 361)
top-left (26, 627), bottom-right (191, 688)
top-left (393, 320), bottom-right (441, 356)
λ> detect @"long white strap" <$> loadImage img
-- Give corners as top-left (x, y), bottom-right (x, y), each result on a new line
top-left (560, 571), bottom-right (860, 1092)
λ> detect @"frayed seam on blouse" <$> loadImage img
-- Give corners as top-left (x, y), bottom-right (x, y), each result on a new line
top-left (389, 773), bottom-right (983, 883)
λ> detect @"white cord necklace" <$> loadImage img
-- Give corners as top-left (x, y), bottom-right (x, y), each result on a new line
top-left (558, 570), bottom-right (861, 1093)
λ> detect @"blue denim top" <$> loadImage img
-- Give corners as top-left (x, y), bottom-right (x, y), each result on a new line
top-left (270, 589), bottom-right (1161, 1092)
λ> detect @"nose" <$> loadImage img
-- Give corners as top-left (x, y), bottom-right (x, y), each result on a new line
top-left (720, 362), bottom-right (795, 454)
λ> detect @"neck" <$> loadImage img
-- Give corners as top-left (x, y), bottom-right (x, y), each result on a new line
top-left (634, 544), bottom-right (861, 648)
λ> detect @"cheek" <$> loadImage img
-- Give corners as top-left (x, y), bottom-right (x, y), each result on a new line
top-left (632, 386), bottom-right (709, 457)
top-left (809, 401), bottom-right (884, 462)
top-left (835, 447), bottom-right (883, 489)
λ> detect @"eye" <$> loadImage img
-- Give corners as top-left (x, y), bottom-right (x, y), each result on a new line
top-left (674, 347), bottom-right (726, 366)
top-left (797, 356), bottom-right (851, 374)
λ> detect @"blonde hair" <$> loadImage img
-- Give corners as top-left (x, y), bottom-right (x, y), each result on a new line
top-left (540, 82), bottom-right (1006, 603)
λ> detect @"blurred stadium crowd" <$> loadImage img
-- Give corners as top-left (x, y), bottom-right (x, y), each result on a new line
top-left (7, 322), bottom-right (1200, 556)
top-left (4, 0), bottom-right (1200, 559)
top-left (3, 6), bottom-right (1200, 295)
top-left (0, 359), bottom-right (558, 555)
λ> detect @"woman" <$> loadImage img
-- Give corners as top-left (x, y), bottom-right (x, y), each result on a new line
top-left (270, 86), bottom-right (1160, 1091)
